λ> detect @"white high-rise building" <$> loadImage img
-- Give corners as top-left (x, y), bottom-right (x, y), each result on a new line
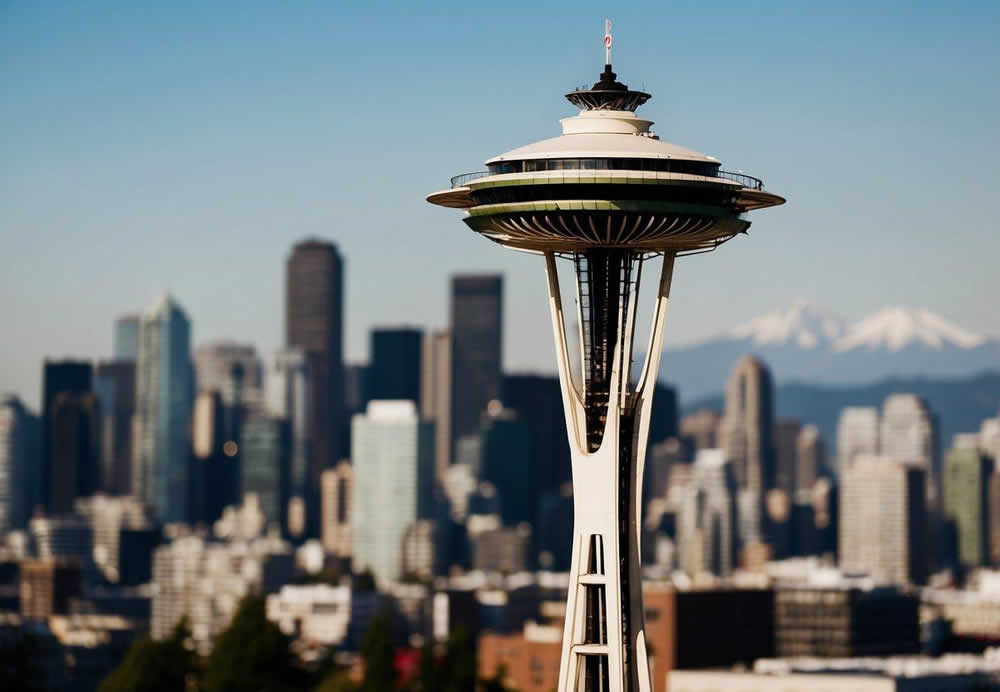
top-left (678, 449), bottom-right (738, 578)
top-left (351, 401), bottom-right (434, 584)
top-left (836, 407), bottom-right (880, 473)
top-left (880, 394), bottom-right (939, 504)
top-left (135, 294), bottom-right (193, 523)
top-left (267, 348), bottom-right (311, 539)
top-left (840, 455), bottom-right (926, 585)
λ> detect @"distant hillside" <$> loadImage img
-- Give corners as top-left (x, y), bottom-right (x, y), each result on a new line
top-left (681, 371), bottom-right (1000, 459)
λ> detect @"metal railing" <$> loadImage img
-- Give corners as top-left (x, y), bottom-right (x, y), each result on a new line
top-left (450, 171), bottom-right (492, 187)
top-left (716, 170), bottom-right (764, 190)
top-left (450, 168), bottom-right (764, 190)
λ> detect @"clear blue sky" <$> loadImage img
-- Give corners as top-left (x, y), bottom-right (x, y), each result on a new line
top-left (3, 1), bottom-right (998, 408)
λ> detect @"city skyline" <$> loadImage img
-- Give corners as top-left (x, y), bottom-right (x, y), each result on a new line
top-left (4, 2), bottom-right (1000, 409)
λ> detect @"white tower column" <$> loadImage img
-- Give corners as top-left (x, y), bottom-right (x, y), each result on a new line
top-left (546, 251), bottom-right (675, 692)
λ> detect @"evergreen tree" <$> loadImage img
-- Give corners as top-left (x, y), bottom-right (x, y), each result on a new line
top-left (438, 626), bottom-right (477, 692)
top-left (315, 669), bottom-right (359, 692)
top-left (359, 611), bottom-right (396, 692)
top-left (100, 620), bottom-right (199, 692)
top-left (202, 594), bottom-right (309, 692)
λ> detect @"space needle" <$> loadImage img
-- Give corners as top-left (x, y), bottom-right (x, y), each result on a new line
top-left (428, 21), bottom-right (784, 692)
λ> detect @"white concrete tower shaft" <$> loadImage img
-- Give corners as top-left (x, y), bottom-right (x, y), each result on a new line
top-left (545, 249), bottom-right (674, 692)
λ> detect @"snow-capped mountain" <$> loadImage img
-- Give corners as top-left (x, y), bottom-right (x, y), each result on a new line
top-left (833, 307), bottom-right (988, 352)
top-left (727, 300), bottom-right (845, 349)
top-left (659, 303), bottom-right (1000, 401)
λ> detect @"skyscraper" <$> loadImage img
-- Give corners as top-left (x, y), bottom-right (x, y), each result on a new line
top-left (193, 340), bottom-right (263, 410)
top-left (266, 348), bottom-right (311, 540)
top-left (795, 424), bottom-right (824, 492)
top-left (503, 373), bottom-right (572, 497)
top-left (135, 293), bottom-right (193, 523)
top-left (0, 396), bottom-right (40, 531)
top-left (49, 392), bottom-right (101, 514)
top-left (286, 239), bottom-right (344, 535)
top-left (41, 360), bottom-right (91, 511)
top-left (943, 446), bottom-right (993, 568)
top-left (190, 390), bottom-right (238, 524)
top-left (450, 275), bottom-right (502, 455)
top-left (320, 460), bottom-right (352, 560)
top-left (420, 330), bottom-right (452, 483)
top-left (367, 328), bottom-right (422, 404)
top-left (241, 415), bottom-right (291, 530)
top-left (479, 404), bottom-right (535, 527)
top-left (881, 394), bottom-right (940, 505)
top-left (678, 450), bottom-right (738, 578)
top-left (840, 455), bottom-right (926, 585)
top-left (93, 360), bottom-right (136, 495)
top-left (680, 409), bottom-right (722, 452)
top-left (351, 401), bottom-right (434, 584)
top-left (721, 356), bottom-right (776, 497)
top-left (113, 314), bottom-right (141, 362)
top-left (836, 407), bottom-right (880, 473)
top-left (774, 418), bottom-right (802, 495)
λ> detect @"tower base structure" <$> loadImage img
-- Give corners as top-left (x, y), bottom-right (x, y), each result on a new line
top-left (544, 250), bottom-right (674, 692)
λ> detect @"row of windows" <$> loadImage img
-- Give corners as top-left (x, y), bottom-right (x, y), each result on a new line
top-left (487, 157), bottom-right (720, 177)
top-left (470, 183), bottom-right (738, 207)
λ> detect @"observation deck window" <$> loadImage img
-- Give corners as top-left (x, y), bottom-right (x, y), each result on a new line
top-left (487, 158), bottom-right (721, 177)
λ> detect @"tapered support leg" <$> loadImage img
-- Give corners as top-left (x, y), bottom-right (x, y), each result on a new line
top-left (546, 252), bottom-right (675, 692)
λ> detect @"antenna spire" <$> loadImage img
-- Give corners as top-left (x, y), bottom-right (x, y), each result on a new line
top-left (604, 19), bottom-right (612, 66)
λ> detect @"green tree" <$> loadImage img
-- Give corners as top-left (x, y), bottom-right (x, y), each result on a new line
top-left (202, 594), bottom-right (309, 692)
top-left (315, 669), bottom-right (359, 692)
top-left (408, 641), bottom-right (440, 692)
top-left (100, 620), bottom-right (199, 692)
top-left (359, 611), bottom-right (396, 692)
top-left (438, 626), bottom-right (477, 692)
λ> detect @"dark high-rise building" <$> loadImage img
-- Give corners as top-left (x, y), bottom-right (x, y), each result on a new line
top-left (0, 396), bottom-right (41, 531)
top-left (450, 275), bottom-right (502, 454)
top-left (93, 361), bottom-right (136, 495)
top-left (479, 405), bottom-right (535, 527)
top-left (367, 327), bottom-right (422, 403)
top-left (943, 447), bottom-right (993, 569)
top-left (344, 363), bottom-right (367, 415)
top-left (49, 392), bottom-right (101, 515)
top-left (118, 527), bottom-right (163, 586)
top-left (190, 390), bottom-right (239, 524)
top-left (503, 374), bottom-right (571, 497)
top-left (648, 382), bottom-right (679, 446)
top-left (41, 360), bottom-right (92, 511)
top-left (286, 239), bottom-right (344, 536)
top-left (241, 415), bottom-right (291, 529)
top-left (774, 418), bottom-right (801, 495)
top-left (114, 315), bottom-right (141, 361)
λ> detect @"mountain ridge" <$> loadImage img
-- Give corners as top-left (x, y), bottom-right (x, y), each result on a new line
top-left (660, 302), bottom-right (1000, 401)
